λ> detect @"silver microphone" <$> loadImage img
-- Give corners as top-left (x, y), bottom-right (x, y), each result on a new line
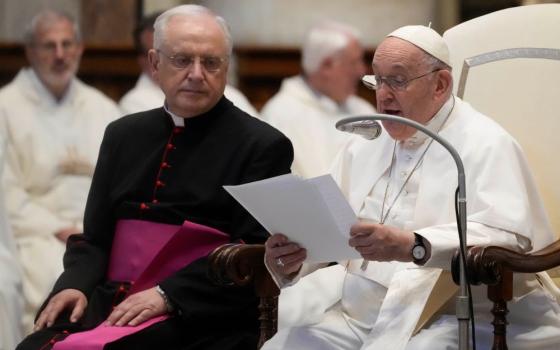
top-left (335, 118), bottom-right (382, 140)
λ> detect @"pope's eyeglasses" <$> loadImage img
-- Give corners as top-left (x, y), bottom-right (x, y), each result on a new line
top-left (362, 69), bottom-right (440, 91)
top-left (157, 50), bottom-right (226, 72)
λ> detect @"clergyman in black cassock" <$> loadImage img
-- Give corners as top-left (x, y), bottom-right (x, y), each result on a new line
top-left (17, 5), bottom-right (293, 350)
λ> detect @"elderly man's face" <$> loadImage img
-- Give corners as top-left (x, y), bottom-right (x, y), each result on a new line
top-left (150, 15), bottom-right (228, 118)
top-left (326, 38), bottom-right (366, 103)
top-left (372, 37), bottom-right (441, 140)
top-left (25, 18), bottom-right (83, 97)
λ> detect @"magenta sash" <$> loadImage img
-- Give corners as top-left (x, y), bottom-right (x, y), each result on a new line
top-left (52, 219), bottom-right (230, 350)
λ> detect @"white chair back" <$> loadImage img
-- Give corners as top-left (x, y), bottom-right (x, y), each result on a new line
top-left (443, 4), bottom-right (560, 235)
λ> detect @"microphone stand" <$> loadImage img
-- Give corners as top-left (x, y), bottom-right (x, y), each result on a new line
top-left (336, 114), bottom-right (470, 350)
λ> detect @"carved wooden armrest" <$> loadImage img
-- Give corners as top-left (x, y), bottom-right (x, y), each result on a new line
top-left (452, 240), bottom-right (560, 285)
top-left (451, 239), bottom-right (560, 350)
top-left (208, 243), bottom-right (279, 348)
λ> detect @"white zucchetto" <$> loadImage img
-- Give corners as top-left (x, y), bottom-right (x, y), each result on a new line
top-left (387, 25), bottom-right (451, 66)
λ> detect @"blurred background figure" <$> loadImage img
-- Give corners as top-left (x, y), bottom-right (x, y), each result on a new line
top-left (119, 10), bottom-right (259, 117)
top-left (118, 11), bottom-right (163, 115)
top-left (0, 140), bottom-right (23, 350)
top-left (261, 20), bottom-right (376, 179)
top-left (0, 9), bottom-right (120, 333)
top-left (260, 20), bottom-right (375, 331)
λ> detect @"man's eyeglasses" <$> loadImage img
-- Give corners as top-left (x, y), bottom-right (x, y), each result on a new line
top-left (157, 50), bottom-right (226, 72)
top-left (362, 69), bottom-right (440, 91)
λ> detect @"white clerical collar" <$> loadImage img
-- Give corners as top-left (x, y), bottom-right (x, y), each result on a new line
top-left (163, 103), bottom-right (185, 127)
top-left (403, 95), bottom-right (454, 147)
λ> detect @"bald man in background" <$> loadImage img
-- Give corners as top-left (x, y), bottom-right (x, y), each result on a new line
top-left (261, 20), bottom-right (376, 179)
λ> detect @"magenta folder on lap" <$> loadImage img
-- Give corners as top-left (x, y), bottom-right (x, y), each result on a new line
top-left (52, 219), bottom-right (230, 350)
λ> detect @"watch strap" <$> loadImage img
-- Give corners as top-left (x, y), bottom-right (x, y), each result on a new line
top-left (412, 232), bottom-right (430, 265)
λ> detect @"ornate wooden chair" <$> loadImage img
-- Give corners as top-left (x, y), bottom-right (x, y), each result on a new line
top-left (444, 4), bottom-right (560, 349)
top-left (208, 243), bottom-right (277, 348)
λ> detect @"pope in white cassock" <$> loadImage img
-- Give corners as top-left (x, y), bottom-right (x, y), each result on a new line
top-left (262, 26), bottom-right (560, 349)
top-left (0, 10), bottom-right (120, 333)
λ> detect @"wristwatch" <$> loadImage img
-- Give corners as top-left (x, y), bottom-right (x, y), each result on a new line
top-left (411, 233), bottom-right (430, 265)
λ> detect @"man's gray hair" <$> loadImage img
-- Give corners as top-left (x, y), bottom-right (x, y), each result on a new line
top-left (420, 51), bottom-right (453, 98)
top-left (153, 5), bottom-right (233, 56)
top-left (23, 9), bottom-right (82, 45)
top-left (422, 51), bottom-right (452, 72)
top-left (301, 20), bottom-right (362, 75)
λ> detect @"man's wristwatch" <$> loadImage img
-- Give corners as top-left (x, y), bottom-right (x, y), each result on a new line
top-left (411, 233), bottom-right (430, 265)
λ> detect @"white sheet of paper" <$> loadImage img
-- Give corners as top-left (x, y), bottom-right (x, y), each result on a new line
top-left (224, 174), bottom-right (359, 262)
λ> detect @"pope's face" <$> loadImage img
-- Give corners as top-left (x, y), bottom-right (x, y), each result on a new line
top-left (149, 15), bottom-right (228, 118)
top-left (25, 18), bottom-right (83, 97)
top-left (372, 37), bottom-right (441, 141)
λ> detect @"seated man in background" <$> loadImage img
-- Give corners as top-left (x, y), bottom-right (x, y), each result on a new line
top-left (119, 11), bottom-right (259, 117)
top-left (263, 25), bottom-right (560, 349)
top-left (261, 20), bottom-right (376, 179)
top-left (17, 5), bottom-right (292, 350)
top-left (0, 9), bottom-right (120, 333)
top-left (261, 19), bottom-right (376, 330)
top-left (0, 143), bottom-right (24, 350)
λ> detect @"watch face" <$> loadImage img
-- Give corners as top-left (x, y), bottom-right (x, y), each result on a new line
top-left (412, 245), bottom-right (426, 260)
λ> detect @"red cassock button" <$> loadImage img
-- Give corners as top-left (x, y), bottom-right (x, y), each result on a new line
top-left (166, 143), bottom-right (175, 150)
top-left (152, 199), bottom-right (159, 204)
top-left (156, 180), bottom-right (165, 188)
top-left (161, 162), bottom-right (170, 169)
top-left (140, 203), bottom-right (149, 210)
top-left (173, 127), bottom-right (183, 134)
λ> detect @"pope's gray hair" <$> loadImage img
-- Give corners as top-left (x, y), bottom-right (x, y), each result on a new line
top-left (153, 4), bottom-right (232, 56)
top-left (301, 20), bottom-right (362, 75)
top-left (422, 52), bottom-right (451, 72)
top-left (420, 51), bottom-right (453, 99)
top-left (23, 9), bottom-right (81, 45)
